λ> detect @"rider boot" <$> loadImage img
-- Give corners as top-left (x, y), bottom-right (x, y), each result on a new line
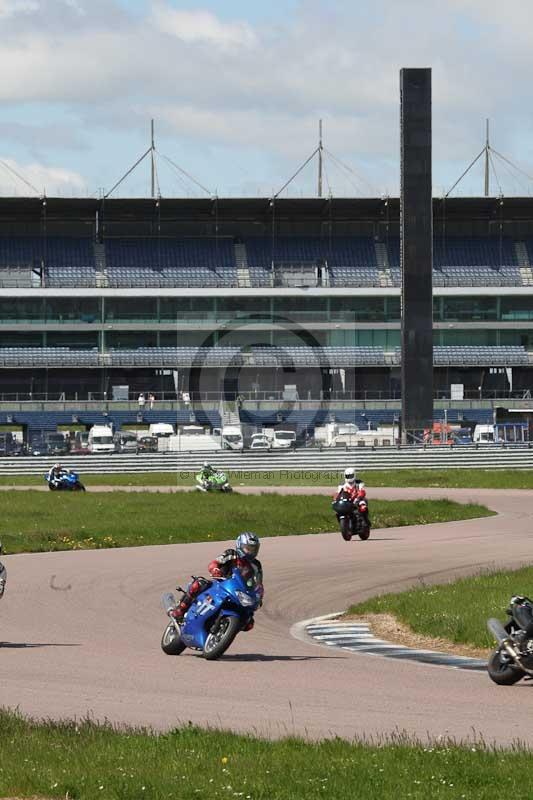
top-left (171, 578), bottom-right (210, 621)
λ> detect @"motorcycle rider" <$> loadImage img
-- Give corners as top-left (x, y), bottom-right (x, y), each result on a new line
top-left (46, 463), bottom-right (69, 488)
top-left (170, 532), bottom-right (263, 627)
top-left (199, 461), bottom-right (216, 483)
top-left (333, 467), bottom-right (370, 523)
top-left (334, 467), bottom-right (366, 503)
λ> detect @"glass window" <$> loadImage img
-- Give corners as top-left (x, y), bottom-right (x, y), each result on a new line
top-left (501, 297), bottom-right (533, 322)
top-left (329, 297), bottom-right (386, 322)
top-left (0, 298), bottom-right (42, 322)
top-left (442, 297), bottom-right (497, 322)
top-left (105, 298), bottom-right (156, 322)
top-left (45, 298), bottom-right (99, 323)
top-left (160, 297), bottom-right (214, 322)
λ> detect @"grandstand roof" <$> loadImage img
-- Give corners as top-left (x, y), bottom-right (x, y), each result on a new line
top-left (2, 196), bottom-right (533, 227)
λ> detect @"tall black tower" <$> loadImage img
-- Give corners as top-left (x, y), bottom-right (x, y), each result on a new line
top-left (400, 67), bottom-right (433, 436)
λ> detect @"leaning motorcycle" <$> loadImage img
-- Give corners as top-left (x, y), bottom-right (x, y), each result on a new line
top-left (487, 595), bottom-right (533, 685)
top-left (161, 566), bottom-right (262, 660)
top-left (45, 470), bottom-right (86, 492)
top-left (331, 490), bottom-right (371, 541)
top-left (0, 542), bottom-right (7, 600)
top-left (195, 471), bottom-right (233, 493)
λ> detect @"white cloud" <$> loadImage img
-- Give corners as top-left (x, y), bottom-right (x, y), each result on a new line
top-left (151, 3), bottom-right (256, 48)
top-left (0, 0), bottom-right (38, 18)
top-left (0, 157), bottom-right (85, 195)
top-left (1, 1), bottom-right (533, 194)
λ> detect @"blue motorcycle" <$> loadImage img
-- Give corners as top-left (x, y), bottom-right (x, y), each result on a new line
top-left (45, 470), bottom-right (86, 492)
top-left (161, 567), bottom-right (262, 660)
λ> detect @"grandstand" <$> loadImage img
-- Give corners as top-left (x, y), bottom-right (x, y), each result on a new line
top-left (1, 195), bottom-right (533, 435)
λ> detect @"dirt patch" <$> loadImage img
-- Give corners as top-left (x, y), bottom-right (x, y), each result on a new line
top-left (344, 612), bottom-right (490, 659)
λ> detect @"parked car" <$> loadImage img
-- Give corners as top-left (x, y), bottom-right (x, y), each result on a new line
top-left (114, 432), bottom-right (138, 453)
top-left (250, 434), bottom-right (271, 451)
top-left (136, 435), bottom-right (158, 454)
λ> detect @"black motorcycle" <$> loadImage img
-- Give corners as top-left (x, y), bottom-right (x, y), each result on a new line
top-left (487, 595), bottom-right (533, 685)
top-left (331, 491), bottom-right (371, 542)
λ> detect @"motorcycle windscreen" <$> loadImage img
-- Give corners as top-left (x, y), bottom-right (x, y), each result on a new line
top-left (161, 592), bottom-right (177, 613)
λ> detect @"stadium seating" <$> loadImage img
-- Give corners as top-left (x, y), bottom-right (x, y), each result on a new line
top-left (0, 347), bottom-right (99, 367)
top-left (393, 345), bottom-right (529, 367)
top-left (0, 234), bottom-right (527, 288)
top-left (105, 237), bottom-right (237, 287)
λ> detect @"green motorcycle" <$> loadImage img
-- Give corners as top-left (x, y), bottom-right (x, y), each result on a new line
top-left (195, 470), bottom-right (233, 493)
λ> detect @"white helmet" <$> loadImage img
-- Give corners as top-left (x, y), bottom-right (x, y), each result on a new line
top-left (344, 467), bottom-right (356, 486)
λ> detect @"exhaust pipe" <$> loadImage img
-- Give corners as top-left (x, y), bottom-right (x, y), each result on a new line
top-left (487, 618), bottom-right (508, 643)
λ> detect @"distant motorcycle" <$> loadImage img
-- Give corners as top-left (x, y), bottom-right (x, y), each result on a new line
top-left (161, 566), bottom-right (263, 660)
top-left (0, 543), bottom-right (7, 600)
top-left (332, 490), bottom-right (371, 541)
top-left (45, 470), bottom-right (86, 492)
top-left (487, 595), bottom-right (533, 685)
top-left (195, 471), bottom-right (233, 493)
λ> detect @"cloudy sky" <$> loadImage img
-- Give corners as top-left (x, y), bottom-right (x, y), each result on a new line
top-left (1, 0), bottom-right (533, 198)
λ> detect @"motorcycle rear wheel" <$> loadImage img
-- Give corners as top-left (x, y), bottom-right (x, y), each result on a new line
top-left (487, 648), bottom-right (523, 685)
top-left (203, 615), bottom-right (241, 660)
top-left (340, 516), bottom-right (352, 541)
top-left (161, 622), bottom-right (186, 655)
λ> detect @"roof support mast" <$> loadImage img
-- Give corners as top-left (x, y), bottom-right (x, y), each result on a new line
top-left (318, 119), bottom-right (323, 198)
top-left (484, 118), bottom-right (490, 197)
top-left (151, 119), bottom-right (155, 198)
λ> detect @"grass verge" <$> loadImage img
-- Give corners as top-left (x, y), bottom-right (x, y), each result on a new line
top-left (348, 564), bottom-right (533, 650)
top-left (1, 467), bottom-right (533, 488)
top-left (0, 494), bottom-right (492, 554)
top-left (0, 710), bottom-right (531, 800)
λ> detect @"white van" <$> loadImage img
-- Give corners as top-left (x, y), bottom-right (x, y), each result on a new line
top-left (473, 424), bottom-right (495, 444)
top-left (269, 429), bottom-right (297, 449)
top-left (148, 423), bottom-right (175, 438)
top-left (88, 425), bottom-right (115, 454)
top-left (213, 425), bottom-right (243, 450)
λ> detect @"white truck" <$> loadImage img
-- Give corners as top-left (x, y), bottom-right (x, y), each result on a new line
top-left (157, 426), bottom-right (220, 452)
top-left (88, 425), bottom-right (115, 454)
top-left (212, 425), bottom-right (243, 450)
top-left (263, 429), bottom-right (297, 449)
top-left (148, 423), bottom-right (175, 438)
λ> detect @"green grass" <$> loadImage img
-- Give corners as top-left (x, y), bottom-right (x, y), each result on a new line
top-left (1, 467), bottom-right (533, 488)
top-left (348, 565), bottom-right (533, 650)
top-left (0, 710), bottom-right (531, 799)
top-left (0, 493), bottom-right (492, 554)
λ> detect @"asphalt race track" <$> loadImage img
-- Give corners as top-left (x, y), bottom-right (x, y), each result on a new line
top-left (1, 486), bottom-right (533, 746)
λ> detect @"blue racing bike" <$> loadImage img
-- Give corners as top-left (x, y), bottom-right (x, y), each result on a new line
top-left (161, 566), bottom-right (263, 660)
top-left (45, 470), bottom-right (86, 491)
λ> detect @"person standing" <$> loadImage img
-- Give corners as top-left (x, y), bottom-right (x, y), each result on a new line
top-left (148, 392), bottom-right (155, 411)
top-left (138, 392), bottom-right (146, 411)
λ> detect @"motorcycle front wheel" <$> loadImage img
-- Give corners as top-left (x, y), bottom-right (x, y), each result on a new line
top-left (203, 615), bottom-right (241, 660)
top-left (161, 621), bottom-right (186, 655)
top-left (75, 482), bottom-right (86, 492)
top-left (339, 516), bottom-right (352, 541)
top-left (487, 647), bottom-right (524, 685)
top-left (358, 519), bottom-right (370, 540)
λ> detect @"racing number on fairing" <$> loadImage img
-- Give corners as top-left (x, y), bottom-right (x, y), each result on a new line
top-left (196, 597), bottom-right (214, 615)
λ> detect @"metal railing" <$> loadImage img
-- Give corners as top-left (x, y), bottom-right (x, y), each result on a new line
top-left (0, 445), bottom-right (532, 475)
